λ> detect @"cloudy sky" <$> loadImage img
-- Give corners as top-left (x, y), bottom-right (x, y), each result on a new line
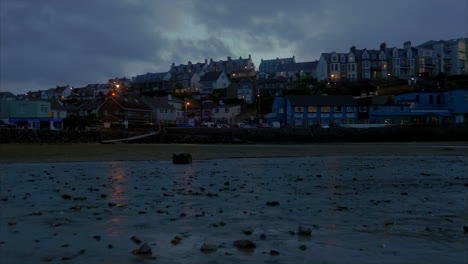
top-left (1, 0), bottom-right (466, 94)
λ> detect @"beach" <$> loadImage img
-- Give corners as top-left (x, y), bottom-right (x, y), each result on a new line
top-left (1, 143), bottom-right (467, 263)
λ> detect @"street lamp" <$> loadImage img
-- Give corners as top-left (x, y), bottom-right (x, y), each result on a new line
top-left (185, 102), bottom-right (190, 126)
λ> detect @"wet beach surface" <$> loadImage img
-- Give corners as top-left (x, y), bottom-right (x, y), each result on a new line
top-left (1, 155), bottom-right (467, 263)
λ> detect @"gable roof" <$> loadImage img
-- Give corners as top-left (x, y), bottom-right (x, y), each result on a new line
top-left (141, 97), bottom-right (176, 110)
top-left (287, 95), bottom-right (357, 106)
top-left (200, 71), bottom-right (223, 82)
top-left (0, 91), bottom-right (16, 99)
top-left (100, 95), bottom-right (152, 111)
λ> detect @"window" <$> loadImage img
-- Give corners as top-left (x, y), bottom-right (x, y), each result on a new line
top-left (215, 108), bottom-right (219, 113)
top-left (464, 93), bottom-right (468, 101)
top-left (334, 106), bottom-right (343, 112)
top-left (340, 55), bottom-right (345, 62)
top-left (332, 55), bottom-right (338, 62)
top-left (415, 95), bottom-right (420, 102)
top-left (279, 108), bottom-right (284, 113)
top-left (386, 106), bottom-right (393, 112)
top-left (400, 106), bottom-right (405, 111)
top-left (308, 106), bottom-right (317, 112)
top-left (429, 95), bottom-right (433, 104)
top-left (373, 106), bottom-right (380, 111)
top-left (363, 53), bottom-right (369, 60)
top-left (40, 104), bottom-right (48, 113)
top-left (359, 106), bottom-right (368, 112)
top-left (348, 56), bottom-right (354, 62)
top-left (295, 106), bottom-right (304, 113)
top-left (225, 108), bottom-right (229, 113)
top-left (347, 106), bottom-right (355, 112)
top-left (321, 106), bottom-right (330, 112)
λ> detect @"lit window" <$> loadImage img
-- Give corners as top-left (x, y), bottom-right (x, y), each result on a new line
top-left (295, 106), bottom-right (304, 113)
top-left (279, 108), bottom-right (284, 113)
top-left (308, 106), bottom-right (317, 112)
top-left (321, 106), bottom-right (330, 112)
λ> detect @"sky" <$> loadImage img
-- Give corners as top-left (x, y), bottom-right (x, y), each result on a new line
top-left (1, 0), bottom-right (467, 95)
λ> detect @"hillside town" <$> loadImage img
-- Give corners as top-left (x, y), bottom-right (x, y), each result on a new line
top-left (1, 38), bottom-right (468, 130)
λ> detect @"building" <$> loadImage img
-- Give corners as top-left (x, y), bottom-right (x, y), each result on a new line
top-left (97, 95), bottom-right (152, 128)
top-left (394, 89), bottom-right (468, 124)
top-left (227, 79), bottom-right (255, 104)
top-left (132, 72), bottom-right (172, 92)
top-left (199, 71), bottom-right (231, 95)
top-left (271, 95), bottom-right (358, 127)
top-left (418, 38), bottom-right (467, 75)
top-left (0, 99), bottom-right (64, 130)
top-left (207, 55), bottom-right (255, 78)
top-left (142, 96), bottom-right (184, 125)
top-left (211, 103), bottom-right (242, 124)
top-left (259, 56), bottom-right (296, 75)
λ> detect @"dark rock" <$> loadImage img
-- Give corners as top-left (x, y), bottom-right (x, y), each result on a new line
top-left (131, 236), bottom-right (142, 245)
top-left (8, 220), bottom-right (16, 226)
top-left (266, 201), bottom-right (280, 206)
top-left (270, 250), bottom-right (280, 256)
top-left (243, 228), bottom-right (253, 235)
top-left (200, 243), bottom-right (218, 253)
top-left (171, 236), bottom-right (182, 245)
top-left (233, 240), bottom-right (256, 250)
top-left (132, 243), bottom-right (152, 256)
top-left (299, 244), bottom-right (307, 251)
top-left (259, 234), bottom-right (267, 240)
top-left (32, 211), bottom-right (42, 216)
top-left (172, 153), bottom-right (192, 164)
top-left (93, 235), bottom-right (101, 241)
top-left (298, 226), bottom-right (312, 236)
top-left (62, 194), bottom-right (73, 200)
top-left (464, 226), bottom-right (468, 234)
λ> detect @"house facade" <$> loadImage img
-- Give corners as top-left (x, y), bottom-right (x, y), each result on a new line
top-left (418, 38), bottom-right (467, 75)
top-left (0, 99), bottom-right (63, 130)
top-left (97, 96), bottom-right (152, 128)
top-left (142, 97), bottom-right (184, 125)
top-left (394, 89), bottom-right (468, 124)
top-left (271, 96), bottom-right (359, 127)
top-left (227, 79), bottom-right (255, 104)
top-left (207, 55), bottom-right (255, 78)
top-left (199, 71), bottom-right (231, 95)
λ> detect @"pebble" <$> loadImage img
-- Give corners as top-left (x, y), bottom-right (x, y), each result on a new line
top-left (132, 243), bottom-right (152, 256)
top-left (298, 226), bottom-right (312, 236)
top-left (200, 243), bottom-right (218, 253)
top-left (233, 240), bottom-right (256, 249)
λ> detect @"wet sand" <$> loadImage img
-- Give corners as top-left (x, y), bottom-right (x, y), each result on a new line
top-left (1, 143), bottom-right (467, 263)
top-left (1, 142), bottom-right (467, 163)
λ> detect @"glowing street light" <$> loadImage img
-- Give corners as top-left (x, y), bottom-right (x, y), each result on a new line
top-left (185, 102), bottom-right (190, 126)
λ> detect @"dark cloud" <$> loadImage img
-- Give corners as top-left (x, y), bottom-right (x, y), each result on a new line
top-left (1, 0), bottom-right (466, 94)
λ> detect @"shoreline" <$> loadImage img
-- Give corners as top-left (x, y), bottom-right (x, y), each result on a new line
top-left (1, 142), bottom-right (467, 163)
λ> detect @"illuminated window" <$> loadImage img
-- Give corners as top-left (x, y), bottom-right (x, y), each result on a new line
top-left (279, 108), bottom-right (284, 113)
top-left (321, 106), bottom-right (330, 112)
top-left (295, 106), bottom-right (304, 113)
top-left (308, 106), bottom-right (317, 112)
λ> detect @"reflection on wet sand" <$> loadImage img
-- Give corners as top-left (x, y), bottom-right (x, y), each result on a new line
top-left (104, 162), bottom-right (129, 237)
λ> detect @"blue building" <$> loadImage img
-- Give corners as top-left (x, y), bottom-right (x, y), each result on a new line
top-left (394, 89), bottom-right (468, 124)
top-left (271, 95), bottom-right (358, 127)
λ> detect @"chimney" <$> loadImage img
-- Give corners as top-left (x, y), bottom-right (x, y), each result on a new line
top-left (380, 42), bottom-right (387, 51)
top-left (350, 46), bottom-right (356, 53)
top-left (248, 54), bottom-right (251, 59)
top-left (228, 56), bottom-right (231, 61)
top-left (404, 41), bottom-right (412, 49)
top-left (205, 59), bottom-right (208, 64)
